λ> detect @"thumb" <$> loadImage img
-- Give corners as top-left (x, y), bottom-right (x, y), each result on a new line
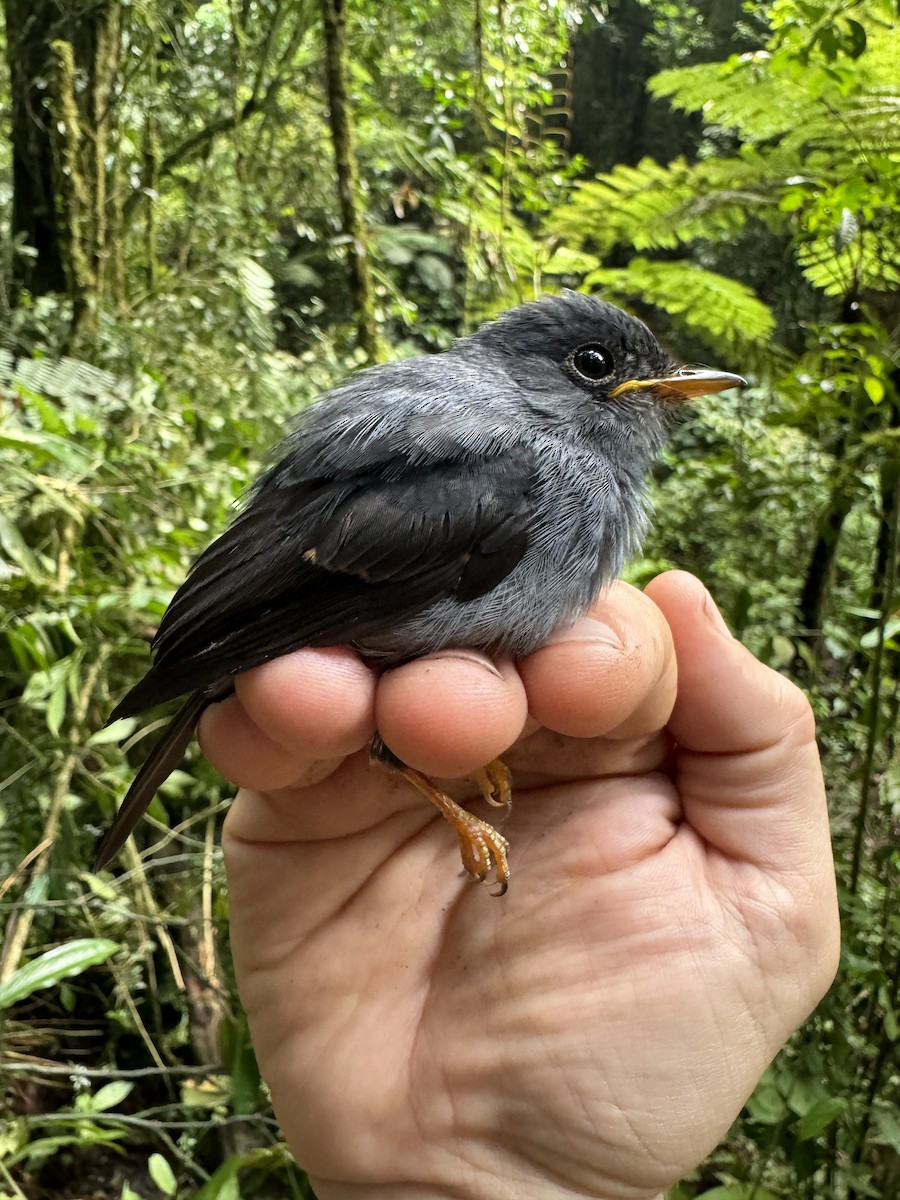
top-left (645, 571), bottom-right (833, 881)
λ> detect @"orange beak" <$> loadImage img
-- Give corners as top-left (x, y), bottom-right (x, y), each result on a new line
top-left (611, 368), bottom-right (746, 403)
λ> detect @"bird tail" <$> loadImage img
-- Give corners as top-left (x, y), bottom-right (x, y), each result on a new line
top-left (95, 689), bottom-right (215, 870)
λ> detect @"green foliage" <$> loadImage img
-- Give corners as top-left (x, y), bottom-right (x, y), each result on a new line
top-left (586, 257), bottom-right (776, 353)
top-left (0, 939), bottom-right (121, 1008)
top-left (0, 0), bottom-right (898, 1197)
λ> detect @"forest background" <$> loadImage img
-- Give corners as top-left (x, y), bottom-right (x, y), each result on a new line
top-left (0, 0), bottom-right (897, 1197)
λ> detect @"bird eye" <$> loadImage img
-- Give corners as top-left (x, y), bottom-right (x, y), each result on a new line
top-left (568, 343), bottom-right (615, 384)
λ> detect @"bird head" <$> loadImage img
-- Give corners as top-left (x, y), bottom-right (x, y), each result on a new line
top-left (463, 291), bottom-right (744, 449)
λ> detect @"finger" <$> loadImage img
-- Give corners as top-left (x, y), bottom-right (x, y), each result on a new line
top-left (375, 650), bottom-right (529, 778)
top-left (645, 571), bottom-right (832, 875)
top-left (517, 580), bottom-right (677, 741)
top-left (199, 646), bottom-right (376, 789)
top-left (199, 695), bottom-right (340, 791)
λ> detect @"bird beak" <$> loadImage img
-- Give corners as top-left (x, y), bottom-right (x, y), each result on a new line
top-left (611, 368), bottom-right (747, 403)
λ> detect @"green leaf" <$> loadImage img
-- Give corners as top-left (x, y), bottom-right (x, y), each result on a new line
top-left (586, 258), bottom-right (775, 350)
top-left (88, 718), bottom-right (138, 746)
top-left (745, 1071), bottom-right (787, 1124)
top-left (873, 1105), bottom-right (900, 1152)
top-left (82, 872), bottom-right (121, 902)
top-left (696, 1187), bottom-right (781, 1200)
top-left (863, 375), bottom-right (885, 404)
top-left (188, 1147), bottom-right (291, 1200)
top-left (860, 614), bottom-right (900, 649)
top-left (415, 253), bottom-right (455, 293)
top-left (0, 513), bottom-right (45, 582)
top-left (0, 938), bottom-right (121, 1008)
top-left (149, 1153), bottom-right (178, 1196)
top-left (46, 682), bottom-right (67, 736)
top-left (88, 1080), bottom-right (134, 1113)
top-left (796, 1096), bottom-right (846, 1140)
top-left (844, 18), bottom-right (867, 59)
top-left (0, 426), bottom-right (96, 472)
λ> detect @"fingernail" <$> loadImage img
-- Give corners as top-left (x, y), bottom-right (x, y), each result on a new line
top-left (427, 649), bottom-right (504, 677)
top-left (703, 590), bottom-right (733, 638)
top-left (545, 617), bottom-right (624, 650)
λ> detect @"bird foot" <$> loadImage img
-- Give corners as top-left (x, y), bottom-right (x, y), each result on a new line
top-left (474, 758), bottom-right (513, 810)
top-left (371, 735), bottom-right (511, 896)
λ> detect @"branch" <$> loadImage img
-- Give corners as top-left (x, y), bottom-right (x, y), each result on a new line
top-left (121, 98), bottom-right (260, 220)
top-left (120, 6), bottom-right (311, 224)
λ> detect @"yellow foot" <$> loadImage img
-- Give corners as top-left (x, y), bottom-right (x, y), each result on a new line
top-left (371, 735), bottom-right (511, 896)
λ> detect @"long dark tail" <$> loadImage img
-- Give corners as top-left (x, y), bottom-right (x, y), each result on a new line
top-left (95, 689), bottom-right (220, 870)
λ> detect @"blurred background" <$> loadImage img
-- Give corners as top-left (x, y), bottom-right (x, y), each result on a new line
top-left (0, 0), bottom-right (897, 1196)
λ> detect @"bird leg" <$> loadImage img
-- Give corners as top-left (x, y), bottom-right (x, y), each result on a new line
top-left (370, 735), bottom-right (511, 896)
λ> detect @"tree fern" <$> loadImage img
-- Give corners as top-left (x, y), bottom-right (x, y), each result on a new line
top-left (585, 258), bottom-right (776, 355)
top-left (547, 3), bottom-right (897, 340)
top-left (550, 152), bottom-right (785, 255)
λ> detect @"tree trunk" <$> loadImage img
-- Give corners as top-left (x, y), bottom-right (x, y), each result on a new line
top-left (5, 0), bottom-right (67, 297)
top-left (4, 0), bottom-right (120, 330)
top-left (796, 459), bottom-right (855, 645)
top-left (320, 0), bottom-right (382, 362)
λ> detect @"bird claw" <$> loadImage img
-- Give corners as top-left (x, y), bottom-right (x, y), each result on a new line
top-left (371, 736), bottom-right (511, 895)
top-left (474, 759), bottom-right (513, 810)
top-left (454, 812), bottom-right (510, 897)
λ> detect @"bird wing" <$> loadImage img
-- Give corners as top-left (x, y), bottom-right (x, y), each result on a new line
top-left (113, 443), bottom-right (537, 716)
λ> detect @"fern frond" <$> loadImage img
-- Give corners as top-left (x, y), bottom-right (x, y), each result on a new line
top-left (550, 152), bottom-right (784, 255)
top-left (652, 28), bottom-right (900, 158)
top-left (651, 56), bottom-right (808, 140)
top-left (797, 225), bottom-right (900, 296)
top-left (0, 351), bottom-right (126, 404)
top-left (585, 258), bottom-right (776, 353)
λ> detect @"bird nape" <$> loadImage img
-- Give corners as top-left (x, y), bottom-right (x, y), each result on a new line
top-left (96, 291), bottom-right (745, 893)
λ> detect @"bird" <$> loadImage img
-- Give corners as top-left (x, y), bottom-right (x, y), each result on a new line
top-left (95, 291), bottom-right (744, 892)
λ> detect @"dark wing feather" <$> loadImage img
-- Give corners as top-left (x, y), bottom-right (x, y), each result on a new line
top-left (113, 446), bottom-right (536, 718)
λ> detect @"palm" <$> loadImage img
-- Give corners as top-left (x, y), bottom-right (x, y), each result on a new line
top-left (213, 574), bottom-right (838, 1200)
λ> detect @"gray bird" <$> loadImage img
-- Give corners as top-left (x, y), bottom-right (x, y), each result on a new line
top-left (96, 291), bottom-right (744, 891)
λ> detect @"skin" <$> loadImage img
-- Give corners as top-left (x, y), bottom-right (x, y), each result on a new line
top-left (201, 571), bottom-right (840, 1200)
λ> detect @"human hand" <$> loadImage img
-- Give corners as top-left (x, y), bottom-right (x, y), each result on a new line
top-left (204, 571), bottom-right (839, 1200)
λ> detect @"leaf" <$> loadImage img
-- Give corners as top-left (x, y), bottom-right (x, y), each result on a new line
top-left (82, 872), bottom-right (120, 902)
top-left (844, 18), bottom-right (867, 59)
top-left (237, 257), bottom-right (275, 312)
top-left (585, 258), bottom-right (775, 350)
top-left (0, 513), bottom-right (45, 582)
top-left (0, 938), bottom-right (121, 1008)
top-left (149, 1153), bottom-right (178, 1196)
top-left (0, 426), bottom-right (96, 473)
top-left (863, 376), bottom-right (885, 404)
top-left (188, 1147), bottom-right (292, 1200)
top-left (796, 1096), bottom-right (846, 1140)
top-left (415, 253), bottom-right (455, 293)
top-left (745, 1070), bottom-right (787, 1124)
top-left (860, 614), bottom-right (900, 649)
top-left (696, 1187), bottom-right (781, 1200)
top-left (88, 717), bottom-right (138, 746)
top-left (46, 682), bottom-right (67, 737)
top-left (88, 1080), bottom-right (134, 1113)
top-left (872, 1105), bottom-right (900, 1152)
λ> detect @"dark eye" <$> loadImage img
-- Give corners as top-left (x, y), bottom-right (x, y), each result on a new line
top-left (568, 343), bottom-right (615, 384)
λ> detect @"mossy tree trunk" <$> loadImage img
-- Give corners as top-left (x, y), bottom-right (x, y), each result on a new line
top-left (5, 0), bottom-right (121, 333)
top-left (320, 0), bottom-right (383, 362)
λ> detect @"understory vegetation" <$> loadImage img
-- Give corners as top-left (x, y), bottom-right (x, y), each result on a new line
top-left (0, 0), bottom-right (897, 1196)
